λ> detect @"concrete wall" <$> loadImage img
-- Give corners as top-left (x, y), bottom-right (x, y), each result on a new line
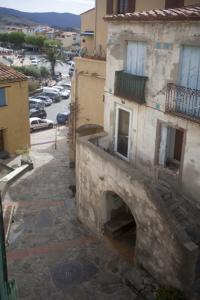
top-left (104, 20), bottom-right (200, 202)
top-left (81, 9), bottom-right (95, 55)
top-left (0, 80), bottom-right (30, 154)
top-left (76, 135), bottom-right (198, 293)
top-left (73, 57), bottom-right (106, 130)
top-left (95, 0), bottom-right (108, 56)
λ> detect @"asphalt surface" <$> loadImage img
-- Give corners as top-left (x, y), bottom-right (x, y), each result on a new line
top-left (45, 98), bottom-right (70, 123)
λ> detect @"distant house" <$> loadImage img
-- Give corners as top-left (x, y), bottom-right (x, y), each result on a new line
top-left (0, 63), bottom-right (30, 157)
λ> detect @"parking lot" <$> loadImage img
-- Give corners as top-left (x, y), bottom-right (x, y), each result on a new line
top-left (45, 98), bottom-right (70, 122)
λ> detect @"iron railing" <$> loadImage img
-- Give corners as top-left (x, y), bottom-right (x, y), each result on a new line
top-left (114, 71), bottom-right (148, 104)
top-left (166, 83), bottom-right (200, 123)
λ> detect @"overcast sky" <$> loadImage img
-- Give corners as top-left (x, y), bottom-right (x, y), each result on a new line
top-left (0, 0), bottom-right (95, 14)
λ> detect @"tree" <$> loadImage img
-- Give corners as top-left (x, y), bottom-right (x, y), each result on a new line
top-left (25, 35), bottom-right (46, 48)
top-left (8, 32), bottom-right (25, 48)
top-left (44, 46), bottom-right (64, 76)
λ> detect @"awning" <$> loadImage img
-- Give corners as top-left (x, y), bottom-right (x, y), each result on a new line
top-left (80, 31), bottom-right (95, 37)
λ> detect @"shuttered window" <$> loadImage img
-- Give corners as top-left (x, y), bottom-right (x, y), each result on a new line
top-left (127, 0), bottom-right (135, 13)
top-left (126, 41), bottom-right (146, 76)
top-left (165, 0), bottom-right (184, 9)
top-left (107, 0), bottom-right (113, 14)
top-left (0, 88), bottom-right (6, 107)
top-left (179, 46), bottom-right (200, 90)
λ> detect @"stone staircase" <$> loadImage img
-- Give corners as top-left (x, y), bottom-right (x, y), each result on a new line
top-left (155, 181), bottom-right (200, 296)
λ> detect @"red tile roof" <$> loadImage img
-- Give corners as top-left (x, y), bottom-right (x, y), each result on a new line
top-left (104, 5), bottom-right (200, 22)
top-left (0, 63), bottom-right (27, 83)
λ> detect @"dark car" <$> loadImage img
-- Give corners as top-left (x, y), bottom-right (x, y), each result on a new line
top-left (29, 108), bottom-right (47, 119)
top-left (56, 111), bottom-right (70, 125)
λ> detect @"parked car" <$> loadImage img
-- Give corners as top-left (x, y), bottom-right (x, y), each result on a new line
top-left (30, 118), bottom-right (54, 132)
top-left (29, 98), bottom-right (45, 109)
top-left (43, 87), bottom-right (61, 94)
top-left (41, 92), bottom-right (61, 103)
top-left (31, 59), bottom-right (38, 65)
top-left (29, 108), bottom-right (47, 119)
top-left (35, 95), bottom-right (53, 106)
top-left (56, 111), bottom-right (70, 125)
top-left (60, 90), bottom-right (70, 99)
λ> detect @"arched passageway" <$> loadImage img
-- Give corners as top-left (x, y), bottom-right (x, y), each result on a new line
top-left (103, 191), bottom-right (136, 263)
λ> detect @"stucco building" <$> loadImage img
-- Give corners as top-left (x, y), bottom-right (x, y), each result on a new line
top-left (0, 63), bottom-right (30, 157)
top-left (76, 1), bottom-right (200, 298)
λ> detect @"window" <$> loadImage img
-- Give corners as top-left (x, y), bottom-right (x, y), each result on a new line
top-left (0, 88), bottom-right (6, 106)
top-left (31, 121), bottom-right (38, 125)
top-left (114, 105), bottom-right (132, 159)
top-left (118, 0), bottom-right (135, 14)
top-left (107, 0), bottom-right (113, 14)
top-left (165, 0), bottom-right (184, 9)
top-left (0, 130), bottom-right (4, 151)
top-left (158, 124), bottom-right (184, 172)
top-left (126, 41), bottom-right (146, 76)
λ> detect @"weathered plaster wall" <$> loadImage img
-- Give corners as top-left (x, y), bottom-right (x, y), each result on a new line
top-left (0, 80), bottom-right (30, 154)
top-left (104, 20), bottom-right (200, 202)
top-left (76, 135), bottom-right (198, 293)
top-left (74, 57), bottom-right (106, 130)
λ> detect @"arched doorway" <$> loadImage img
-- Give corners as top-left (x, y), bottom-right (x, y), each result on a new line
top-left (103, 191), bottom-right (136, 263)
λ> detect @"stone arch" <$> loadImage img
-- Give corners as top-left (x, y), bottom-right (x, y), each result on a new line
top-left (102, 190), bottom-right (137, 263)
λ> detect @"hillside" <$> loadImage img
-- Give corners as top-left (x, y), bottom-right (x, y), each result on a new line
top-left (0, 7), bottom-right (81, 29)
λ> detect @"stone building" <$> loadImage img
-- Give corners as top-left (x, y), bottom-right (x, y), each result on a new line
top-left (76, 2), bottom-right (200, 297)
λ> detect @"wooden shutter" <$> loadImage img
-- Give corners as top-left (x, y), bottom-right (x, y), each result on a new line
top-left (127, 0), bottom-right (135, 13)
top-left (165, 0), bottom-right (184, 9)
top-left (107, 0), bottom-right (113, 14)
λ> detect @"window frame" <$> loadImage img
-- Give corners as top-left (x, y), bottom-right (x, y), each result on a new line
top-left (0, 88), bottom-right (7, 107)
top-left (114, 104), bottom-right (132, 161)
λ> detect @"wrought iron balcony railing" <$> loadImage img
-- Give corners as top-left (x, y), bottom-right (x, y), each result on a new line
top-left (166, 83), bottom-right (200, 123)
top-left (114, 71), bottom-right (148, 104)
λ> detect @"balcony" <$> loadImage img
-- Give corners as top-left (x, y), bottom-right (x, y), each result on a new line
top-left (114, 71), bottom-right (148, 104)
top-left (166, 83), bottom-right (200, 123)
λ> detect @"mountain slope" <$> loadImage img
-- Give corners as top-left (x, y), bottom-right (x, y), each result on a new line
top-left (0, 7), bottom-right (80, 28)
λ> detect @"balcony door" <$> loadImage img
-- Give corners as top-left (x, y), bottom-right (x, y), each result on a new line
top-left (114, 105), bottom-right (131, 159)
top-left (178, 45), bottom-right (200, 117)
top-left (126, 41), bottom-right (146, 76)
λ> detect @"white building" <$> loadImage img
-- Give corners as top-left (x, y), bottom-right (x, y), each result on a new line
top-left (76, 3), bottom-right (200, 297)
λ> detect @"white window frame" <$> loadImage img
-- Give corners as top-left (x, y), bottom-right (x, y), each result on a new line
top-left (114, 104), bottom-right (132, 161)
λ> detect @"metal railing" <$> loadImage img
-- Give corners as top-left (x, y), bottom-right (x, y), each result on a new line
top-left (166, 83), bottom-right (200, 123)
top-left (114, 71), bottom-right (147, 104)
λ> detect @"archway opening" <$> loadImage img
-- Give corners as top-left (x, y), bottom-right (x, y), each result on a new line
top-left (103, 192), bottom-right (136, 264)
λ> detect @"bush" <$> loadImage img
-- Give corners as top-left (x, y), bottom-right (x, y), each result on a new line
top-left (156, 288), bottom-right (186, 300)
top-left (13, 66), bottom-right (50, 79)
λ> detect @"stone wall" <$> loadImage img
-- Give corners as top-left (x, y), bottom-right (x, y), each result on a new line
top-left (76, 134), bottom-right (198, 294)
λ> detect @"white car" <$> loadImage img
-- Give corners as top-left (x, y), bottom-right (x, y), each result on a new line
top-left (30, 118), bottom-right (54, 132)
top-left (60, 89), bottom-right (70, 99)
top-left (31, 59), bottom-right (38, 65)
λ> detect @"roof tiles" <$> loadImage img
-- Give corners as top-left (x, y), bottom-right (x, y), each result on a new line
top-left (104, 5), bottom-right (200, 22)
top-left (0, 63), bottom-right (27, 83)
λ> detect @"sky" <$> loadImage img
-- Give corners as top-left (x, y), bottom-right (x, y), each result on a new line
top-left (0, 0), bottom-right (95, 14)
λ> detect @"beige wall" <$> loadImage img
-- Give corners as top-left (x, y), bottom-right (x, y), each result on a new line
top-left (74, 57), bottom-right (105, 129)
top-left (0, 80), bottom-right (30, 154)
top-left (81, 9), bottom-right (95, 55)
top-left (95, 0), bottom-right (108, 56)
top-left (135, 0), bottom-right (165, 11)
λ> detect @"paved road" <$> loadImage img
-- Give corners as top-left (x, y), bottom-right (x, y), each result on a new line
top-left (3, 127), bottom-right (140, 300)
top-left (45, 98), bottom-right (70, 123)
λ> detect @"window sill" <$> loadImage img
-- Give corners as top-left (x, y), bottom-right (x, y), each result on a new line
top-left (0, 105), bottom-right (8, 108)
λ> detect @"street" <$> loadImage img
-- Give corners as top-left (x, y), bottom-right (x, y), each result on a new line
top-left (45, 98), bottom-right (70, 122)
top-left (3, 126), bottom-right (139, 300)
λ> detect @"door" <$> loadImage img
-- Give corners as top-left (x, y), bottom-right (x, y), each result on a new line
top-left (179, 45), bottom-right (200, 117)
top-left (126, 41), bottom-right (146, 76)
top-left (115, 106), bottom-right (131, 159)
top-left (174, 129), bottom-right (183, 162)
